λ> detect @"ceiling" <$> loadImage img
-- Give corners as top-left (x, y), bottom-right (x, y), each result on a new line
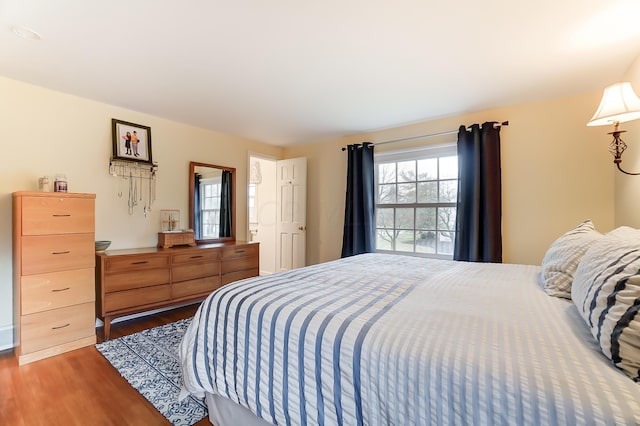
top-left (1, 0), bottom-right (640, 146)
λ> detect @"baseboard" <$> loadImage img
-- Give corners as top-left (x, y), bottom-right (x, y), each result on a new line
top-left (259, 270), bottom-right (273, 276)
top-left (0, 324), bottom-right (15, 351)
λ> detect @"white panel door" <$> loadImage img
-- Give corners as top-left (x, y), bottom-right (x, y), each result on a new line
top-left (276, 157), bottom-right (307, 271)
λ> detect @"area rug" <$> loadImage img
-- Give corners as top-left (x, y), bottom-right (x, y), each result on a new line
top-left (95, 318), bottom-right (207, 425)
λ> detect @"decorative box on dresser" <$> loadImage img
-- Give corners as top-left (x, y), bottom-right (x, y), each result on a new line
top-left (13, 191), bottom-right (97, 365)
top-left (95, 241), bottom-right (259, 339)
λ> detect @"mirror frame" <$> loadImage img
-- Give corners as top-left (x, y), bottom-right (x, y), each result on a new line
top-left (188, 161), bottom-right (236, 244)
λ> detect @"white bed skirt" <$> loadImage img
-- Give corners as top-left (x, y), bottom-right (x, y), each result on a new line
top-left (206, 393), bottom-right (273, 426)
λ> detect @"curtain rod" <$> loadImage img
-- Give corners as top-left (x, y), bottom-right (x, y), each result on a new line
top-left (341, 121), bottom-right (509, 151)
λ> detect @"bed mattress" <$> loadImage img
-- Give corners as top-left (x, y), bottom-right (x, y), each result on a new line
top-left (180, 253), bottom-right (640, 425)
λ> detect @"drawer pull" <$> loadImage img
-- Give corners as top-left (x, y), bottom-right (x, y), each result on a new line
top-left (52, 323), bottom-right (70, 330)
top-left (131, 261), bottom-right (149, 265)
top-left (52, 251), bottom-right (71, 255)
top-left (52, 214), bottom-right (71, 217)
top-left (190, 255), bottom-right (204, 259)
top-left (51, 287), bottom-right (70, 292)
top-left (235, 250), bottom-right (246, 254)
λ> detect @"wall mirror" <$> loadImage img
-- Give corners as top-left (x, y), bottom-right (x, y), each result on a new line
top-left (189, 161), bottom-right (236, 243)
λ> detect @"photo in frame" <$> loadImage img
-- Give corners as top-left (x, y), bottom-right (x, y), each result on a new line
top-left (160, 209), bottom-right (180, 231)
top-left (112, 118), bottom-right (153, 163)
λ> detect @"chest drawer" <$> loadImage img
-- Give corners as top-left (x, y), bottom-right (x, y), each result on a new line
top-left (21, 196), bottom-right (94, 235)
top-left (104, 254), bottom-right (170, 273)
top-left (221, 269), bottom-right (259, 285)
top-left (20, 302), bottom-right (95, 354)
top-left (172, 249), bottom-right (220, 265)
top-left (21, 234), bottom-right (94, 275)
top-left (103, 268), bottom-right (170, 293)
top-left (172, 276), bottom-right (222, 299)
top-left (21, 268), bottom-right (94, 315)
top-left (222, 244), bottom-right (259, 259)
top-left (104, 284), bottom-right (171, 312)
top-left (221, 256), bottom-right (259, 274)
top-left (173, 261), bottom-right (220, 283)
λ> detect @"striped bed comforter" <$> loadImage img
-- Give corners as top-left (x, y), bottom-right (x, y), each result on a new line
top-left (179, 253), bottom-right (640, 425)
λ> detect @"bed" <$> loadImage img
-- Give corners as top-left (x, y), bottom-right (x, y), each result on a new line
top-left (179, 228), bottom-right (640, 425)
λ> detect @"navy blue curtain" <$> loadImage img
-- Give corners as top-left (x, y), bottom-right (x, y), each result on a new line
top-left (219, 170), bottom-right (233, 238)
top-left (341, 142), bottom-right (375, 258)
top-left (454, 122), bottom-right (502, 263)
top-left (194, 173), bottom-right (202, 240)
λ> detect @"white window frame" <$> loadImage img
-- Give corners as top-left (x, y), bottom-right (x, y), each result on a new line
top-left (374, 143), bottom-right (458, 259)
top-left (199, 176), bottom-right (221, 239)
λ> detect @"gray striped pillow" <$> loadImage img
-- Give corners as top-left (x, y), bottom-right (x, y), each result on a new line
top-left (572, 227), bottom-right (640, 381)
top-left (541, 220), bottom-right (602, 299)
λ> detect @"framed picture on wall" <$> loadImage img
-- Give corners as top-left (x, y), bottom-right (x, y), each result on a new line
top-left (111, 118), bottom-right (153, 163)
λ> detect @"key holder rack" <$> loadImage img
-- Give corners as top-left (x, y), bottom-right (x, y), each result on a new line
top-left (109, 158), bottom-right (159, 216)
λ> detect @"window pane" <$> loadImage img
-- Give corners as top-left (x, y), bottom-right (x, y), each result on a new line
top-left (415, 230), bottom-right (436, 253)
top-left (378, 184), bottom-right (396, 204)
top-left (376, 229), bottom-right (394, 250)
top-left (395, 230), bottom-right (415, 252)
top-left (416, 207), bottom-right (436, 230)
top-left (438, 231), bottom-right (455, 255)
top-left (417, 158), bottom-right (437, 181)
top-left (439, 179), bottom-right (458, 202)
top-left (438, 207), bottom-right (457, 231)
top-left (395, 208), bottom-right (414, 229)
top-left (378, 163), bottom-right (396, 184)
top-left (397, 183), bottom-right (416, 203)
top-left (439, 156), bottom-right (458, 179)
top-left (417, 181), bottom-right (437, 203)
top-left (376, 208), bottom-right (394, 229)
top-left (374, 149), bottom-right (458, 259)
top-left (397, 161), bottom-right (416, 183)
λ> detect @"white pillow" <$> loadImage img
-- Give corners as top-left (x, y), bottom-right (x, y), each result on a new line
top-left (572, 226), bottom-right (640, 381)
top-left (541, 220), bottom-right (602, 299)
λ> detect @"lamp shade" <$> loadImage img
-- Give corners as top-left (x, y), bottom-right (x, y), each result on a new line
top-left (587, 82), bottom-right (640, 126)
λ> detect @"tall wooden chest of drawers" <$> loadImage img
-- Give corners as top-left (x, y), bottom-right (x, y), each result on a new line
top-left (96, 241), bottom-right (259, 339)
top-left (13, 191), bottom-right (96, 365)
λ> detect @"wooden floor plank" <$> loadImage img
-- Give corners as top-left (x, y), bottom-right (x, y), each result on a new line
top-left (0, 304), bottom-right (212, 425)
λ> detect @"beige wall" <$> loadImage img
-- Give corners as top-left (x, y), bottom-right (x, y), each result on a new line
top-left (1, 74), bottom-right (624, 348)
top-left (615, 56), bottom-right (640, 227)
top-left (284, 90), bottom-right (615, 267)
top-left (0, 76), bottom-right (282, 348)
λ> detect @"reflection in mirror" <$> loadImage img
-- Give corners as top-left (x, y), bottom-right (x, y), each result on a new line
top-left (189, 161), bottom-right (236, 243)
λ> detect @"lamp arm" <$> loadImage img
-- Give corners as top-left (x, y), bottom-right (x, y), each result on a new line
top-left (616, 161), bottom-right (640, 176)
top-left (609, 128), bottom-right (640, 175)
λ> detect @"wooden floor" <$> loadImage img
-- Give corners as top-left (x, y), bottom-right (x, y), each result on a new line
top-left (0, 304), bottom-right (213, 426)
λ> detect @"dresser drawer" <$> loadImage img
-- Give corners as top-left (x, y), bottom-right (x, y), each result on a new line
top-left (103, 268), bottom-right (170, 293)
top-left (221, 256), bottom-right (259, 274)
top-left (221, 269), bottom-right (259, 285)
top-left (104, 284), bottom-right (171, 312)
top-left (21, 196), bottom-right (94, 235)
top-left (172, 276), bottom-right (222, 299)
top-left (21, 234), bottom-right (94, 275)
top-left (21, 268), bottom-right (94, 315)
top-left (104, 254), bottom-right (170, 273)
top-left (172, 249), bottom-right (220, 265)
top-left (20, 302), bottom-right (95, 354)
top-left (173, 261), bottom-right (220, 283)
top-left (222, 244), bottom-right (259, 259)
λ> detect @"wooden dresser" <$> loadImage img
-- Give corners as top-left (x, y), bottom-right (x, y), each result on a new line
top-left (95, 241), bottom-right (259, 339)
top-left (13, 191), bottom-right (96, 365)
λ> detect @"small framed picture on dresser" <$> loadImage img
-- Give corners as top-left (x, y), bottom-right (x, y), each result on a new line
top-left (112, 118), bottom-right (153, 164)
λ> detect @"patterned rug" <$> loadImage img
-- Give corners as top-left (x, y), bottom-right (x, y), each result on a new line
top-left (96, 318), bottom-right (207, 425)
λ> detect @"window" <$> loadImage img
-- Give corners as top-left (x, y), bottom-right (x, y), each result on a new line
top-left (199, 177), bottom-right (221, 239)
top-left (375, 145), bottom-right (458, 258)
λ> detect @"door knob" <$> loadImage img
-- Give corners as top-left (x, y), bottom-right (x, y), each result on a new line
top-left (298, 226), bottom-right (306, 231)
